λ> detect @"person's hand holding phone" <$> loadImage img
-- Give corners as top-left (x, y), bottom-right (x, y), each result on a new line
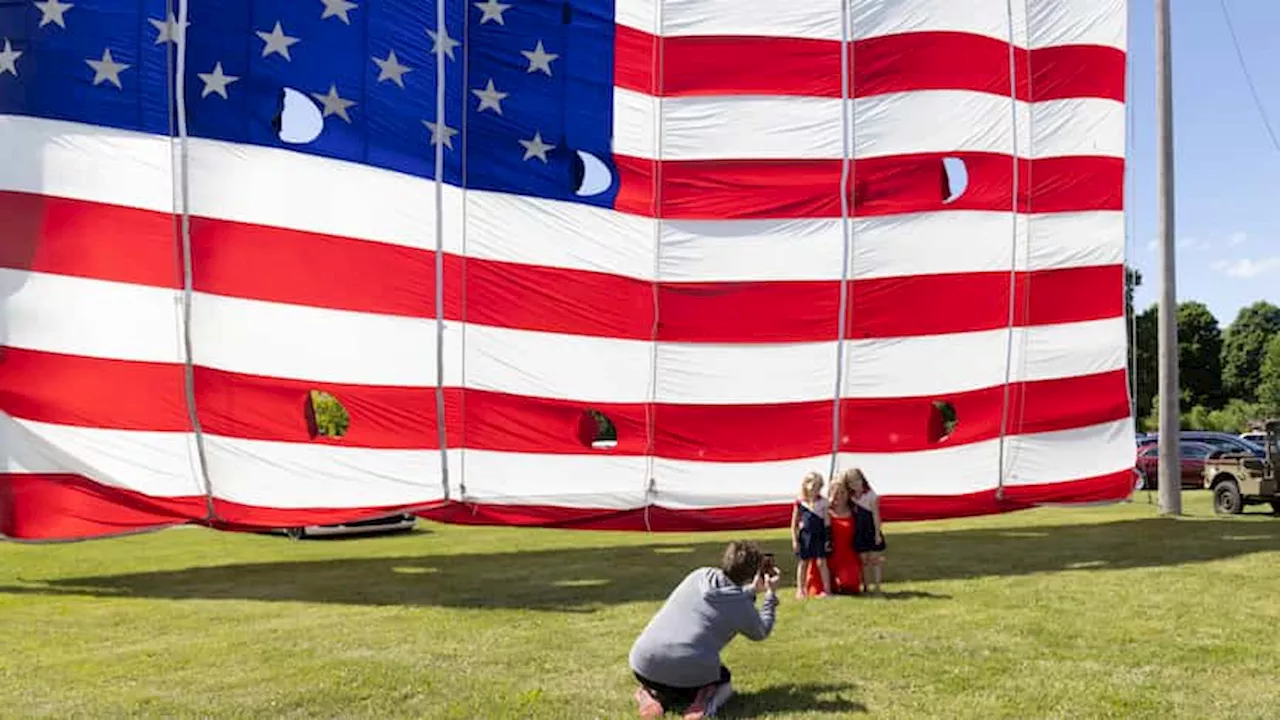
top-left (754, 553), bottom-right (781, 595)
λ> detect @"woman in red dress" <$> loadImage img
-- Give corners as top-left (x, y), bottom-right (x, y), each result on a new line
top-left (814, 474), bottom-right (863, 595)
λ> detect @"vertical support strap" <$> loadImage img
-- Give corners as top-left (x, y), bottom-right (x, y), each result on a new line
top-left (457, 0), bottom-right (471, 502)
top-left (829, 0), bottom-right (855, 481)
top-left (433, 0), bottom-right (451, 502)
top-left (169, 0), bottom-right (216, 522)
top-left (1123, 6), bottom-right (1139, 425)
top-left (995, 0), bottom-right (1025, 502)
top-left (642, 1), bottom-right (665, 532)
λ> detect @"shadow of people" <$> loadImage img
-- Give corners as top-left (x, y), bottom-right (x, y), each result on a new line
top-left (2, 515), bottom-right (1277, 610)
top-left (721, 682), bottom-right (866, 717)
top-left (867, 589), bottom-right (951, 600)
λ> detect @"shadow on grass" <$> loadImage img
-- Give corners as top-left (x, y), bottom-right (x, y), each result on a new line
top-left (1, 517), bottom-right (1277, 610)
top-left (723, 683), bottom-right (866, 717)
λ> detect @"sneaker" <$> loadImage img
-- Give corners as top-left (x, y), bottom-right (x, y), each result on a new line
top-left (634, 687), bottom-right (664, 719)
top-left (683, 683), bottom-right (718, 719)
top-left (705, 681), bottom-right (735, 717)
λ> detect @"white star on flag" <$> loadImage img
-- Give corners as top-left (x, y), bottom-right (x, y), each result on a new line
top-left (197, 62), bottom-right (239, 99)
top-left (472, 78), bottom-right (508, 114)
top-left (312, 84), bottom-right (357, 123)
top-left (521, 40), bottom-right (557, 76)
top-left (519, 131), bottom-right (555, 162)
top-left (256, 21), bottom-right (300, 61)
top-left (372, 49), bottom-right (412, 88)
top-left (86, 48), bottom-right (129, 89)
top-left (427, 27), bottom-right (460, 62)
top-left (148, 13), bottom-right (189, 45)
top-left (474, 0), bottom-right (511, 25)
top-left (424, 120), bottom-right (458, 150)
top-left (320, 0), bottom-right (358, 24)
top-left (34, 0), bottom-right (73, 29)
top-left (0, 38), bottom-right (21, 77)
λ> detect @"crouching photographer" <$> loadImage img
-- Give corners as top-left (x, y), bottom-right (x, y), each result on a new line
top-left (627, 540), bottom-right (782, 718)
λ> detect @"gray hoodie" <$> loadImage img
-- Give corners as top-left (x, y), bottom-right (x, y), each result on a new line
top-left (628, 567), bottom-right (779, 688)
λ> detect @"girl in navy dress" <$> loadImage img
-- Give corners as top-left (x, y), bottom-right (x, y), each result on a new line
top-left (843, 467), bottom-right (887, 594)
top-left (790, 471), bottom-right (832, 599)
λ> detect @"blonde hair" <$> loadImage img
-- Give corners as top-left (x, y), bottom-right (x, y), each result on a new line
top-left (828, 475), bottom-right (850, 508)
top-left (799, 471), bottom-right (824, 501)
top-left (839, 467), bottom-right (870, 495)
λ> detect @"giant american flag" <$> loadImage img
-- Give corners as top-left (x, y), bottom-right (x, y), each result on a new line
top-left (0, 0), bottom-right (1134, 541)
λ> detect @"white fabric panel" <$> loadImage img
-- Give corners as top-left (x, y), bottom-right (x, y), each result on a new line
top-left (465, 191), bottom-right (655, 278)
top-left (1, 413), bottom-right (446, 507)
top-left (0, 413), bottom-right (202, 498)
top-left (849, 0), bottom-right (1029, 45)
top-left (613, 90), bottom-right (1124, 161)
top-left (843, 317), bottom-right (1126, 398)
top-left (616, 0), bottom-right (842, 40)
top-left (3, 269), bottom-right (1126, 404)
top-left (458, 450), bottom-right (649, 508)
top-left (0, 268), bottom-right (187, 364)
top-left (850, 211), bottom-right (1123, 280)
top-left (0, 115), bottom-right (174, 212)
top-left (657, 218), bottom-right (846, 282)
top-left (0, 115), bottom-right (464, 256)
top-left (0, 415), bottom-right (1133, 510)
top-left (459, 418), bottom-right (1136, 508)
top-left (659, 212), bottom-right (1123, 282)
top-left (205, 437), bottom-right (445, 508)
top-left (617, 0), bottom-right (1122, 49)
top-left (655, 341), bottom-right (837, 405)
top-left (1, 117), bottom-right (1121, 285)
top-left (1026, 0), bottom-right (1126, 51)
top-left (1001, 415), bottom-right (1135, 487)
top-left (190, 293), bottom-right (462, 387)
top-left (463, 325), bottom-right (656, 402)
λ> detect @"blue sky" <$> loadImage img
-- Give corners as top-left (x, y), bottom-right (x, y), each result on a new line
top-left (1126, 0), bottom-right (1280, 327)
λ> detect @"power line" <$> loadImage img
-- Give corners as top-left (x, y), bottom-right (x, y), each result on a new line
top-left (1218, 0), bottom-right (1280, 154)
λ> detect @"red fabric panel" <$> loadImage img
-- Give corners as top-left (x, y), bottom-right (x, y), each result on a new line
top-left (614, 27), bottom-right (1125, 103)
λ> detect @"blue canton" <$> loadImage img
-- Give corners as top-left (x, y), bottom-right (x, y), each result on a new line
top-left (0, 0), bottom-right (620, 208)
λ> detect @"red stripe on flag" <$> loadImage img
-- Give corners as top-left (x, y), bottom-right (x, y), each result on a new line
top-left (0, 468), bottom-right (1135, 540)
top-left (613, 153), bottom-right (1124, 220)
top-left (614, 27), bottom-right (1126, 102)
top-left (0, 191), bottom-right (1123, 343)
top-left (0, 347), bottom-right (1131, 459)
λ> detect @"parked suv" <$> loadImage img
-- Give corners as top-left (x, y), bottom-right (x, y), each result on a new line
top-left (1135, 440), bottom-right (1216, 489)
top-left (1142, 431), bottom-right (1264, 459)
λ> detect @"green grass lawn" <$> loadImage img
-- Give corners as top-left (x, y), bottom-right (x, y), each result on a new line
top-left (3, 491), bottom-right (1278, 719)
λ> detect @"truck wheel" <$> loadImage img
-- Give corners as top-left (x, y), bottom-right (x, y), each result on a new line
top-left (1214, 481), bottom-right (1243, 515)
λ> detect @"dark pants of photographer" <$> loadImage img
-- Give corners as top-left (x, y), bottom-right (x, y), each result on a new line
top-left (633, 665), bottom-right (731, 710)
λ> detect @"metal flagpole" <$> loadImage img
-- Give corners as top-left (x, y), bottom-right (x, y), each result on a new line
top-left (1155, 0), bottom-right (1182, 515)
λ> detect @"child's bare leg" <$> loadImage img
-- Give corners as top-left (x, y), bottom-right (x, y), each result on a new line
top-left (872, 556), bottom-right (884, 592)
top-left (860, 553), bottom-right (873, 592)
top-left (795, 559), bottom-right (808, 599)
top-left (816, 558), bottom-right (832, 595)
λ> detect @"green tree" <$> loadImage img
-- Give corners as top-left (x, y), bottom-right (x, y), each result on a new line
top-left (1125, 267), bottom-right (1142, 319)
top-left (1138, 302), bottom-right (1225, 416)
top-left (1132, 304), bottom-right (1158, 420)
top-left (1220, 300), bottom-right (1280, 402)
top-left (1257, 333), bottom-right (1280, 415)
top-left (1177, 301), bottom-right (1223, 409)
top-left (308, 390), bottom-right (350, 438)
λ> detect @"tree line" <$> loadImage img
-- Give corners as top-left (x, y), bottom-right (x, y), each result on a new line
top-left (1127, 269), bottom-right (1280, 432)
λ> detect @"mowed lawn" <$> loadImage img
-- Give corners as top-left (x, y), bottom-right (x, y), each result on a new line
top-left (3, 492), bottom-right (1279, 719)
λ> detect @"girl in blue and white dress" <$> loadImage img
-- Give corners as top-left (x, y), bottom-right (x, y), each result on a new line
top-left (790, 471), bottom-right (832, 599)
top-left (844, 467), bottom-right (887, 594)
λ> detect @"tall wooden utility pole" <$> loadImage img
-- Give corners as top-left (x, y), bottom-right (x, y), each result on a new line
top-left (1155, 0), bottom-right (1181, 515)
